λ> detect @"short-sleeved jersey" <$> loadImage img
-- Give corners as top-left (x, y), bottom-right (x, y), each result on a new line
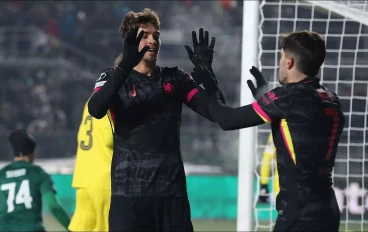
top-left (72, 73), bottom-right (114, 190)
top-left (0, 161), bottom-right (55, 231)
top-left (94, 66), bottom-right (198, 197)
top-left (252, 77), bottom-right (344, 222)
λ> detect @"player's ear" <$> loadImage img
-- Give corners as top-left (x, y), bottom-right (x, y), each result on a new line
top-left (286, 56), bottom-right (294, 70)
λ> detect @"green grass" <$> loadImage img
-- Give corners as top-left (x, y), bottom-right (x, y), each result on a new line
top-left (43, 215), bottom-right (367, 232)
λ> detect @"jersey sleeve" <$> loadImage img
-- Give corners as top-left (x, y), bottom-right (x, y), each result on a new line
top-left (252, 86), bottom-right (291, 123)
top-left (94, 68), bottom-right (115, 92)
top-left (176, 68), bottom-right (198, 104)
top-left (38, 167), bottom-right (56, 195)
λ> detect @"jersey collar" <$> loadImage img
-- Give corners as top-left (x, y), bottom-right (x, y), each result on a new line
top-left (300, 76), bottom-right (321, 88)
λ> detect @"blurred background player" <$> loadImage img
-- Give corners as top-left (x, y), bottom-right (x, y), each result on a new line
top-left (69, 54), bottom-right (122, 231)
top-left (258, 133), bottom-right (279, 204)
top-left (0, 129), bottom-right (70, 232)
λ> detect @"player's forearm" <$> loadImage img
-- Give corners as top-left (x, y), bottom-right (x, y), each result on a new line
top-left (88, 68), bottom-right (129, 119)
top-left (207, 67), bottom-right (226, 104)
top-left (208, 97), bottom-right (265, 130)
top-left (43, 192), bottom-right (70, 230)
top-left (187, 93), bottom-right (215, 122)
top-left (51, 205), bottom-right (70, 230)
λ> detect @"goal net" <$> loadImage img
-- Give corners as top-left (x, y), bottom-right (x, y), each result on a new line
top-left (250, 0), bottom-right (368, 231)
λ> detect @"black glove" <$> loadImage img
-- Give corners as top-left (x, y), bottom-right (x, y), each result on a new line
top-left (191, 66), bottom-right (219, 98)
top-left (118, 26), bottom-right (150, 70)
top-left (258, 184), bottom-right (270, 203)
top-left (247, 66), bottom-right (270, 100)
top-left (185, 28), bottom-right (226, 103)
top-left (185, 28), bottom-right (215, 68)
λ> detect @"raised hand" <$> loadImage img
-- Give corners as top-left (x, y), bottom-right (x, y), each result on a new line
top-left (247, 66), bottom-right (270, 100)
top-left (191, 66), bottom-right (219, 98)
top-left (184, 28), bottom-right (216, 68)
top-left (118, 26), bottom-right (150, 70)
top-left (185, 28), bottom-right (226, 103)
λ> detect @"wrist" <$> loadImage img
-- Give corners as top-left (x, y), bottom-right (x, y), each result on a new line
top-left (118, 60), bottom-right (134, 71)
top-left (207, 92), bottom-right (221, 102)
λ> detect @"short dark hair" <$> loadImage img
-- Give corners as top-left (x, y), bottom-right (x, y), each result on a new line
top-left (8, 129), bottom-right (36, 157)
top-left (280, 30), bottom-right (326, 77)
top-left (119, 8), bottom-right (160, 39)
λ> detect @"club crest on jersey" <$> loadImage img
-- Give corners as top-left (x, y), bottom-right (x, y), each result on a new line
top-left (163, 82), bottom-right (174, 95)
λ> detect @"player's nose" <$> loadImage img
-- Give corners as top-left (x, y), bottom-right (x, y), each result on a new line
top-left (147, 36), bottom-right (157, 45)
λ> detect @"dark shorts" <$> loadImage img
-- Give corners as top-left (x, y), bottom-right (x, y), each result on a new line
top-left (274, 219), bottom-right (340, 232)
top-left (109, 196), bottom-right (193, 232)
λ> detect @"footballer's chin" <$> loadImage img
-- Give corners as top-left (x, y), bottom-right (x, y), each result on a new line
top-left (143, 51), bottom-right (158, 62)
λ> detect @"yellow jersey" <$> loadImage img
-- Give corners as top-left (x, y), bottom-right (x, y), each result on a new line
top-left (260, 133), bottom-right (279, 194)
top-left (72, 98), bottom-right (114, 190)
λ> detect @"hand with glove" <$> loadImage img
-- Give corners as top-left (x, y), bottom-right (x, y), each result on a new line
top-left (190, 66), bottom-right (220, 98)
top-left (184, 28), bottom-right (215, 68)
top-left (185, 28), bottom-right (226, 103)
top-left (117, 26), bottom-right (150, 71)
top-left (258, 184), bottom-right (270, 203)
top-left (88, 26), bottom-right (150, 119)
top-left (247, 66), bottom-right (270, 100)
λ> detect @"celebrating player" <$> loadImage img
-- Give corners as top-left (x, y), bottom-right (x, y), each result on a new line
top-left (69, 54), bottom-right (122, 232)
top-left (258, 133), bottom-right (279, 204)
top-left (191, 30), bottom-right (344, 231)
top-left (0, 129), bottom-right (70, 231)
top-left (87, 8), bottom-right (224, 231)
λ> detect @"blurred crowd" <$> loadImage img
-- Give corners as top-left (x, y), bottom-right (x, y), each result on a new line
top-left (0, 0), bottom-right (243, 133)
top-left (0, 1), bottom-right (243, 164)
top-left (0, 0), bottom-right (242, 60)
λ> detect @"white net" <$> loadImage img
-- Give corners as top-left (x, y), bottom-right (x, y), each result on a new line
top-left (254, 0), bottom-right (368, 231)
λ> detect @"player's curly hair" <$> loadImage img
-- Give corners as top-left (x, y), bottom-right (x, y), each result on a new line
top-left (119, 8), bottom-right (160, 39)
top-left (280, 30), bottom-right (326, 77)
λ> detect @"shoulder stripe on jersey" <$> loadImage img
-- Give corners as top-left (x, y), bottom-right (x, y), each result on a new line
top-left (252, 102), bottom-right (272, 123)
top-left (93, 87), bottom-right (101, 93)
top-left (280, 119), bottom-right (296, 164)
top-left (95, 81), bottom-right (106, 89)
top-left (186, 88), bottom-right (198, 103)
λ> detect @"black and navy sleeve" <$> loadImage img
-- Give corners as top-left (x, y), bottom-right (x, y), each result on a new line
top-left (252, 86), bottom-right (291, 123)
top-left (88, 67), bottom-right (126, 119)
top-left (93, 68), bottom-right (114, 92)
top-left (174, 68), bottom-right (198, 104)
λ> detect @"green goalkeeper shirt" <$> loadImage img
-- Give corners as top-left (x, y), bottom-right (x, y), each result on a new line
top-left (0, 161), bottom-right (69, 231)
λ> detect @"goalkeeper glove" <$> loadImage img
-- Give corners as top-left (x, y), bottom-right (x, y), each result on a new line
top-left (190, 66), bottom-right (220, 98)
top-left (184, 28), bottom-right (226, 103)
top-left (258, 184), bottom-right (270, 203)
top-left (118, 26), bottom-right (149, 70)
top-left (247, 66), bottom-right (270, 100)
